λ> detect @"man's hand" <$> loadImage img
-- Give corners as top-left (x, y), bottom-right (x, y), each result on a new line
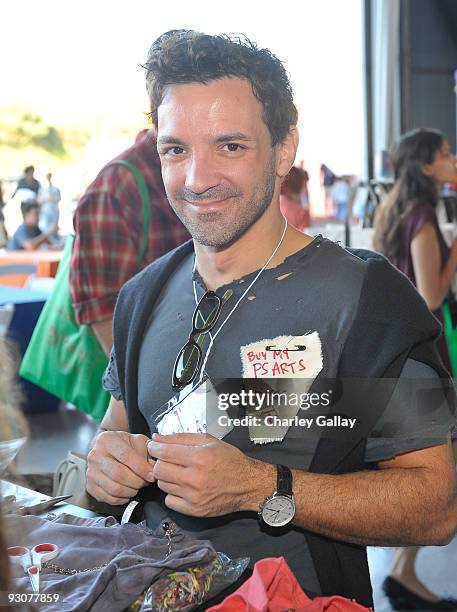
top-left (147, 433), bottom-right (273, 516)
top-left (87, 431), bottom-right (156, 505)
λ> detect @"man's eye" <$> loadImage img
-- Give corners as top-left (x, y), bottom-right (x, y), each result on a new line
top-left (163, 146), bottom-right (184, 156)
top-left (224, 143), bottom-right (243, 152)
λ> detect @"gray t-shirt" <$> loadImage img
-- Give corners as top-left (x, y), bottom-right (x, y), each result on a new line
top-left (104, 236), bottom-right (455, 594)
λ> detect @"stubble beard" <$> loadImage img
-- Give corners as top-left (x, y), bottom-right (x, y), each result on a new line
top-left (168, 153), bottom-right (277, 248)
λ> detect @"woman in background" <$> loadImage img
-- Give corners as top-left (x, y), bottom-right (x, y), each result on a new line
top-left (374, 128), bottom-right (457, 609)
top-left (375, 128), bottom-right (457, 372)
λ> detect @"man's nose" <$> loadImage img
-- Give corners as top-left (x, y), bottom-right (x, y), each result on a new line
top-left (184, 152), bottom-right (219, 194)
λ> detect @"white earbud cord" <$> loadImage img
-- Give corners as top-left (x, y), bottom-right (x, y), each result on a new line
top-left (192, 218), bottom-right (288, 385)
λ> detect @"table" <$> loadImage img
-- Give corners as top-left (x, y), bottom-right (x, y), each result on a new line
top-left (0, 483), bottom-right (246, 610)
top-left (0, 286), bottom-right (60, 413)
top-left (1, 480), bottom-right (98, 520)
top-left (0, 250), bottom-right (63, 286)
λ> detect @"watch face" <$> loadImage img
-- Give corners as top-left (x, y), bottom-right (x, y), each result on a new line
top-left (262, 495), bottom-right (295, 527)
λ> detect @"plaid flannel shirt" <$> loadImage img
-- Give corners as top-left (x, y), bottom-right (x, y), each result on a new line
top-left (70, 130), bottom-right (189, 325)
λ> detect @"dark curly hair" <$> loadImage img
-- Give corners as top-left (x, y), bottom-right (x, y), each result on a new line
top-left (373, 128), bottom-right (443, 260)
top-left (144, 30), bottom-right (298, 146)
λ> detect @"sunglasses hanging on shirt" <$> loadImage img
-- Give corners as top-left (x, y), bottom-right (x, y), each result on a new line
top-left (172, 289), bottom-right (233, 389)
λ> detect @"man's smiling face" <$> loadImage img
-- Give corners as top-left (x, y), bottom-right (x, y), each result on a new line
top-left (156, 77), bottom-right (279, 248)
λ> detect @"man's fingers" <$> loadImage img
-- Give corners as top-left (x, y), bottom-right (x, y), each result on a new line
top-left (130, 433), bottom-right (151, 460)
top-left (104, 436), bottom-right (154, 482)
top-left (88, 432), bottom-right (155, 505)
top-left (156, 479), bottom-right (184, 497)
top-left (147, 440), bottom-right (193, 465)
top-left (163, 493), bottom-right (192, 515)
top-left (151, 433), bottom-right (213, 446)
top-left (87, 481), bottom-right (131, 506)
top-left (153, 459), bottom-right (186, 485)
top-left (96, 454), bottom-right (149, 490)
top-left (92, 468), bottom-right (141, 500)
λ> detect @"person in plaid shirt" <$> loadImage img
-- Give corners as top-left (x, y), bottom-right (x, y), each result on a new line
top-left (70, 129), bottom-right (189, 355)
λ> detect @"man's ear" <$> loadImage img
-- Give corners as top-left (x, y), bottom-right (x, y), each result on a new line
top-left (276, 126), bottom-right (299, 179)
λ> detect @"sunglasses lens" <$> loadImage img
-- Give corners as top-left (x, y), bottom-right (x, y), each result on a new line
top-left (175, 343), bottom-right (200, 386)
top-left (194, 294), bottom-right (220, 332)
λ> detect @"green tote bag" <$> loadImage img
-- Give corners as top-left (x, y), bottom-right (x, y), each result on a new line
top-left (442, 300), bottom-right (457, 380)
top-left (19, 160), bottom-right (150, 421)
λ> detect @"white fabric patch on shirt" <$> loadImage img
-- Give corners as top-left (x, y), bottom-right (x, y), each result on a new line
top-left (240, 332), bottom-right (323, 379)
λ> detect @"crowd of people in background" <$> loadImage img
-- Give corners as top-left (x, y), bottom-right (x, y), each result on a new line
top-left (1, 159), bottom-right (362, 257)
top-left (1, 153), bottom-right (455, 259)
top-left (0, 166), bottom-right (62, 250)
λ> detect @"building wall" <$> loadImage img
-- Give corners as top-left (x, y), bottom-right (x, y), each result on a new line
top-left (403, 0), bottom-right (457, 149)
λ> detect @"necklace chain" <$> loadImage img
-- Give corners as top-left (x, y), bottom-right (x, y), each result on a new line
top-left (42, 561), bottom-right (107, 575)
top-left (193, 219), bottom-right (288, 383)
top-left (42, 521), bottom-right (178, 575)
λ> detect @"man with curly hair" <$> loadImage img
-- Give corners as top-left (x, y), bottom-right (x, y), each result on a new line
top-left (87, 31), bottom-right (457, 606)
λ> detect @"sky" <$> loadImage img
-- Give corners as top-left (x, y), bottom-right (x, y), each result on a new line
top-left (0, 0), bottom-right (366, 176)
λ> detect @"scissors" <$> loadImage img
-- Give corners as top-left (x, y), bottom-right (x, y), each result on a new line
top-left (4, 495), bottom-right (71, 516)
top-left (7, 543), bottom-right (59, 593)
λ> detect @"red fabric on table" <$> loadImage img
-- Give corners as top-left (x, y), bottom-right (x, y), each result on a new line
top-left (208, 557), bottom-right (371, 612)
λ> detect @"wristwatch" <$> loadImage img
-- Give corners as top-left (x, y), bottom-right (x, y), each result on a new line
top-left (259, 464), bottom-right (295, 527)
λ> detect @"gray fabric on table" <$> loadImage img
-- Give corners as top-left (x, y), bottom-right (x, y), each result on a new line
top-left (5, 512), bottom-right (216, 612)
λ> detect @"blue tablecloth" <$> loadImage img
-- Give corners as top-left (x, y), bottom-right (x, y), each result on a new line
top-left (0, 286), bottom-right (50, 303)
top-left (0, 286), bottom-right (60, 413)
